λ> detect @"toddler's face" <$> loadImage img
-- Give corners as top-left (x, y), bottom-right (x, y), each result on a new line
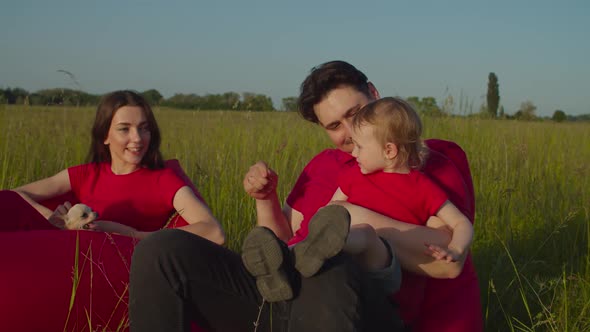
top-left (351, 124), bottom-right (388, 174)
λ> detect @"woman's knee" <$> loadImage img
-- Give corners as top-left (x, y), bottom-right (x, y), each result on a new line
top-left (134, 229), bottom-right (182, 260)
top-left (133, 228), bottom-right (228, 272)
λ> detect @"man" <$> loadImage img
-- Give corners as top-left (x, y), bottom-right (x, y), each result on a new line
top-left (129, 61), bottom-right (481, 331)
top-left (246, 60), bottom-right (482, 331)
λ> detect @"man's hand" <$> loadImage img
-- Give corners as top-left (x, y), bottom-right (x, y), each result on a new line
top-left (243, 161), bottom-right (278, 200)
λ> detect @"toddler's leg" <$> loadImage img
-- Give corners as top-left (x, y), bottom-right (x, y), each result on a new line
top-left (346, 224), bottom-right (392, 272)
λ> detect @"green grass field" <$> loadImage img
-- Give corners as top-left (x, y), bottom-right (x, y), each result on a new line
top-left (1, 105), bottom-right (589, 331)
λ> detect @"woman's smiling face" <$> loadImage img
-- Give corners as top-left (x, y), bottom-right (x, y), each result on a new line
top-left (103, 105), bottom-right (151, 174)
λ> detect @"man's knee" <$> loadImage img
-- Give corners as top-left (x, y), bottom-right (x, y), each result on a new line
top-left (301, 253), bottom-right (363, 302)
top-left (324, 253), bottom-right (362, 277)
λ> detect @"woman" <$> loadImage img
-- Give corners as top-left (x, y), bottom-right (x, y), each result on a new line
top-left (0, 90), bottom-right (224, 331)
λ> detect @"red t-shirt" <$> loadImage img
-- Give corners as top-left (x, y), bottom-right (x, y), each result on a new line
top-left (339, 165), bottom-right (449, 323)
top-left (287, 149), bottom-right (352, 246)
top-left (0, 161), bottom-right (202, 332)
top-left (286, 140), bottom-right (482, 331)
top-left (68, 163), bottom-right (186, 231)
top-left (339, 165), bottom-right (448, 225)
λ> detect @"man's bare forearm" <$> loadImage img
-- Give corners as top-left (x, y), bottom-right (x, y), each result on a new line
top-left (255, 193), bottom-right (292, 242)
top-left (333, 201), bottom-right (465, 278)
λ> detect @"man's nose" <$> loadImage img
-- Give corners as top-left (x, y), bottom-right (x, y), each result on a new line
top-left (343, 118), bottom-right (353, 135)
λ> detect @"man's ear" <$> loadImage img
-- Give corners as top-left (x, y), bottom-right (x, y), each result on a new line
top-left (384, 142), bottom-right (398, 160)
top-left (368, 82), bottom-right (380, 100)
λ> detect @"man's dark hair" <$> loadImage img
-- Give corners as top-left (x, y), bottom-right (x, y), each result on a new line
top-left (297, 61), bottom-right (371, 123)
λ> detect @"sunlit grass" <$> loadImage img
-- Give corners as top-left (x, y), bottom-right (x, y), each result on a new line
top-left (1, 105), bottom-right (589, 331)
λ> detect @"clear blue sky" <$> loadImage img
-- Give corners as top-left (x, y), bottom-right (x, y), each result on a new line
top-left (2, 0), bottom-right (589, 116)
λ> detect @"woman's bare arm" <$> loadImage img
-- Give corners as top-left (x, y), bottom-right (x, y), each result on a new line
top-left (87, 186), bottom-right (225, 245)
top-left (12, 169), bottom-right (72, 219)
top-left (172, 186), bottom-right (226, 245)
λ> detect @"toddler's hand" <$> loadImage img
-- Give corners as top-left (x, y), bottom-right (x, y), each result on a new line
top-left (424, 243), bottom-right (460, 263)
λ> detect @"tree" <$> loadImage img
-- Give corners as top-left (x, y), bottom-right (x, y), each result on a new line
top-left (222, 92), bottom-right (240, 110)
top-left (568, 113), bottom-right (590, 122)
top-left (281, 97), bottom-right (298, 112)
top-left (407, 96), bottom-right (444, 117)
top-left (1, 87), bottom-right (29, 104)
top-left (241, 93), bottom-right (274, 111)
top-left (551, 110), bottom-right (567, 122)
top-left (487, 72), bottom-right (500, 118)
top-left (515, 100), bottom-right (537, 121)
top-left (141, 89), bottom-right (164, 106)
top-left (28, 88), bottom-right (99, 106)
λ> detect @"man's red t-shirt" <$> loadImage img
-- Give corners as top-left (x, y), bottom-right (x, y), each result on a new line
top-left (286, 140), bottom-right (482, 332)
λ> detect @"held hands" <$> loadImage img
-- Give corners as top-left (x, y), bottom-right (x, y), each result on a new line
top-left (424, 243), bottom-right (463, 263)
top-left (243, 161), bottom-right (278, 200)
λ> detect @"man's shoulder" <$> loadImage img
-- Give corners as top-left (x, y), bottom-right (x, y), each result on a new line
top-left (423, 139), bottom-right (475, 221)
top-left (299, 149), bottom-right (354, 183)
top-left (307, 148), bottom-right (352, 166)
top-left (425, 138), bottom-right (464, 153)
top-left (425, 139), bottom-right (468, 165)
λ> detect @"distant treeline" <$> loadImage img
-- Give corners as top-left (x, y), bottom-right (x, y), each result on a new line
top-left (0, 87), bottom-right (282, 112)
top-left (1, 87), bottom-right (588, 121)
top-left (0, 88), bottom-right (100, 107)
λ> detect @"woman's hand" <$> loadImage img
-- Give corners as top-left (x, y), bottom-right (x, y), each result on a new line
top-left (86, 220), bottom-right (144, 239)
top-left (47, 201), bottom-right (72, 229)
top-left (243, 161), bottom-right (278, 200)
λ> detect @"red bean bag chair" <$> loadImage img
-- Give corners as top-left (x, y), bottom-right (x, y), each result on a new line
top-left (0, 160), bottom-right (206, 332)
